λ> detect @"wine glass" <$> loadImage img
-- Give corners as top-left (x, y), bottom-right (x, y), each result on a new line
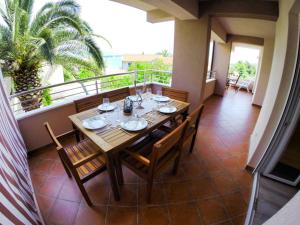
top-left (115, 104), bottom-right (121, 126)
top-left (146, 88), bottom-right (152, 100)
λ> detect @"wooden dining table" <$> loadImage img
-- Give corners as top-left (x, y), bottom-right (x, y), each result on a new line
top-left (69, 94), bottom-right (190, 201)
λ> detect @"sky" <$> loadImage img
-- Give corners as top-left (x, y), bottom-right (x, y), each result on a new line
top-left (32, 0), bottom-right (175, 56)
top-left (230, 45), bottom-right (261, 65)
top-left (1, 0), bottom-right (261, 62)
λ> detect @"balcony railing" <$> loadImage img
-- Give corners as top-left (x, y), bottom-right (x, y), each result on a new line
top-left (207, 70), bottom-right (216, 80)
top-left (9, 70), bottom-right (172, 115)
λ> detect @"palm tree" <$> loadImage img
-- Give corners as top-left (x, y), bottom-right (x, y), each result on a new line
top-left (158, 49), bottom-right (170, 57)
top-left (0, 0), bottom-right (106, 111)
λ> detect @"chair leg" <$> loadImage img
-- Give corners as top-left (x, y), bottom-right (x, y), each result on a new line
top-left (72, 124), bottom-right (81, 143)
top-left (189, 134), bottom-right (197, 154)
top-left (146, 179), bottom-right (153, 203)
top-left (76, 180), bottom-right (93, 206)
top-left (58, 155), bottom-right (72, 178)
top-left (172, 155), bottom-right (181, 175)
top-left (115, 154), bottom-right (124, 186)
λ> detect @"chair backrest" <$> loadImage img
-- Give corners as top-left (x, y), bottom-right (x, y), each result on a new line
top-left (234, 74), bottom-right (242, 85)
top-left (44, 122), bottom-right (63, 149)
top-left (74, 94), bottom-right (103, 113)
top-left (151, 120), bottom-right (188, 168)
top-left (103, 87), bottom-right (130, 102)
top-left (185, 104), bottom-right (204, 138)
top-left (44, 122), bottom-right (72, 166)
top-left (162, 87), bottom-right (189, 102)
top-left (187, 104), bottom-right (204, 129)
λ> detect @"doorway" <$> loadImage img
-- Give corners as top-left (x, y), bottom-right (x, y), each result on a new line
top-left (227, 43), bottom-right (262, 94)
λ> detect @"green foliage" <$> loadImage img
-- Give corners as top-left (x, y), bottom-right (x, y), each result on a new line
top-left (0, 0), bottom-right (106, 103)
top-left (101, 74), bottom-right (133, 91)
top-left (127, 59), bottom-right (172, 84)
top-left (42, 88), bottom-right (52, 106)
top-left (229, 60), bottom-right (257, 79)
top-left (157, 49), bottom-right (171, 57)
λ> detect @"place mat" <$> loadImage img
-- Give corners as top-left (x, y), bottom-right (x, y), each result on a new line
top-left (96, 126), bottom-right (134, 146)
top-left (77, 109), bottom-right (99, 121)
top-left (168, 100), bottom-right (185, 110)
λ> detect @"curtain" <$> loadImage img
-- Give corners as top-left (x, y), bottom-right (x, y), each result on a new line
top-left (0, 71), bottom-right (42, 225)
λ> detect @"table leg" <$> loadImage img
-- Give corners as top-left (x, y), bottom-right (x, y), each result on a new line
top-left (106, 153), bottom-right (120, 201)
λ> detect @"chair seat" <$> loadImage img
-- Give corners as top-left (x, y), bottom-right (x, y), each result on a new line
top-left (122, 129), bottom-right (180, 176)
top-left (122, 130), bottom-right (166, 174)
top-left (64, 139), bottom-right (106, 178)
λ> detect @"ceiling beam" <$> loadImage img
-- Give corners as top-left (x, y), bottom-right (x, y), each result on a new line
top-left (199, 0), bottom-right (279, 21)
top-left (227, 34), bottom-right (264, 46)
top-left (141, 0), bottom-right (198, 20)
top-left (147, 9), bottom-right (174, 23)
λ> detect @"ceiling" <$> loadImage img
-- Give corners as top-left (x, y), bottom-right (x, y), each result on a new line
top-left (216, 17), bottom-right (276, 39)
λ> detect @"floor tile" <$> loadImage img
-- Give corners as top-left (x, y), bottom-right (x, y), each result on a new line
top-left (107, 206), bottom-right (137, 225)
top-left (139, 206), bottom-right (169, 225)
top-left (58, 179), bottom-right (82, 203)
top-left (222, 192), bottom-right (248, 217)
top-left (197, 198), bottom-right (230, 225)
top-left (138, 183), bottom-right (166, 205)
top-left (168, 202), bottom-right (202, 225)
top-left (109, 184), bottom-right (138, 206)
top-left (47, 199), bottom-right (79, 225)
top-left (38, 176), bottom-right (65, 198)
top-left (189, 177), bottom-right (219, 200)
top-left (75, 204), bottom-right (106, 225)
top-left (164, 181), bottom-right (192, 203)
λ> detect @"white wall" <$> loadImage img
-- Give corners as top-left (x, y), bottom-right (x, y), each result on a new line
top-left (172, 17), bottom-right (210, 110)
top-left (204, 79), bottom-right (216, 100)
top-left (247, 0), bottom-right (299, 167)
top-left (212, 41), bottom-right (232, 96)
top-left (252, 38), bottom-right (275, 106)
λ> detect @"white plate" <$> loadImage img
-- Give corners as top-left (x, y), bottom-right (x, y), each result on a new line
top-left (128, 95), bottom-right (143, 102)
top-left (153, 95), bottom-right (170, 102)
top-left (159, 106), bottom-right (177, 114)
top-left (120, 118), bottom-right (148, 132)
top-left (82, 116), bottom-right (107, 130)
top-left (98, 104), bottom-right (116, 111)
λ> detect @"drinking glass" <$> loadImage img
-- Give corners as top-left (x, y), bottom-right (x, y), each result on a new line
top-left (157, 90), bottom-right (162, 96)
top-left (115, 105), bottom-right (121, 125)
top-left (146, 88), bottom-right (152, 99)
top-left (103, 98), bottom-right (109, 109)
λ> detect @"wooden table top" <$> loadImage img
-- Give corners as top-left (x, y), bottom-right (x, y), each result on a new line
top-left (69, 95), bottom-right (190, 153)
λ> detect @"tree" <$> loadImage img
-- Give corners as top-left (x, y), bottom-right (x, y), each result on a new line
top-left (157, 49), bottom-right (171, 57)
top-left (0, 0), bottom-right (106, 111)
top-left (229, 60), bottom-right (257, 79)
top-left (128, 59), bottom-right (172, 84)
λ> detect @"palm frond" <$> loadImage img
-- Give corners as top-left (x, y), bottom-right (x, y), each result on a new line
top-left (20, 0), bottom-right (33, 15)
top-left (83, 37), bottom-right (104, 69)
top-left (0, 6), bottom-right (11, 27)
top-left (31, 8), bottom-right (85, 35)
top-left (38, 28), bottom-right (55, 64)
top-left (32, 0), bottom-right (80, 29)
top-left (54, 53), bottom-right (100, 74)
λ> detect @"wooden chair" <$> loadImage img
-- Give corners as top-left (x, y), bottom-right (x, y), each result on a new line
top-left (159, 104), bottom-right (204, 153)
top-left (74, 94), bottom-right (103, 113)
top-left (44, 122), bottom-right (106, 206)
top-left (185, 104), bottom-right (204, 153)
top-left (160, 87), bottom-right (189, 128)
top-left (103, 87), bottom-right (130, 102)
top-left (162, 86), bottom-right (189, 102)
top-left (73, 94), bottom-right (104, 141)
top-left (119, 120), bottom-right (188, 203)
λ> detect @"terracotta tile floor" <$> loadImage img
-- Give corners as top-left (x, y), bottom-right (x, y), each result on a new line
top-left (29, 89), bottom-right (260, 225)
